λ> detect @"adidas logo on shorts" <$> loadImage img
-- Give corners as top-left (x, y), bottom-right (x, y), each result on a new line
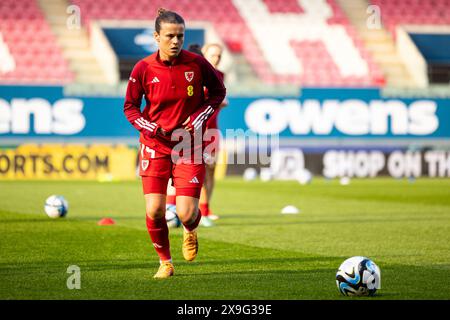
top-left (189, 177), bottom-right (199, 184)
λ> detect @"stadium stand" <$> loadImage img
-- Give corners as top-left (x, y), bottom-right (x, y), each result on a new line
top-left (69, 0), bottom-right (384, 87)
top-left (0, 0), bottom-right (74, 84)
top-left (0, 0), bottom-right (448, 91)
top-left (370, 0), bottom-right (449, 35)
top-left (234, 0), bottom-right (384, 87)
top-left (339, 0), bottom-right (449, 88)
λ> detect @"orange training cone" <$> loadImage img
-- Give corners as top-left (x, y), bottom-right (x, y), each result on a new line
top-left (97, 218), bottom-right (116, 226)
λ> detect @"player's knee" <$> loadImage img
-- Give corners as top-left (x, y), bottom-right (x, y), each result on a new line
top-left (177, 204), bottom-right (198, 224)
top-left (146, 205), bottom-right (165, 220)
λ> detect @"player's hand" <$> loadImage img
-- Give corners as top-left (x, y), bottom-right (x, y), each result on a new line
top-left (182, 116), bottom-right (192, 132)
top-left (157, 127), bottom-right (169, 136)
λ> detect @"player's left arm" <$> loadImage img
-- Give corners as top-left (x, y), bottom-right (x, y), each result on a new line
top-left (184, 58), bottom-right (226, 132)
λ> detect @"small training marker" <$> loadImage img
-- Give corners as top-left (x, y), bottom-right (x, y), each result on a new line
top-left (97, 218), bottom-right (116, 225)
top-left (339, 177), bottom-right (351, 185)
top-left (243, 167), bottom-right (258, 181)
top-left (260, 168), bottom-right (273, 182)
top-left (281, 205), bottom-right (300, 214)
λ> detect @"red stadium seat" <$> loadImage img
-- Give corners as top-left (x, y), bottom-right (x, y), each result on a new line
top-left (370, 0), bottom-right (450, 29)
top-left (0, 0), bottom-right (73, 85)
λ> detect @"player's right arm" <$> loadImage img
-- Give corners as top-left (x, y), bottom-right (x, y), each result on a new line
top-left (123, 61), bottom-right (160, 138)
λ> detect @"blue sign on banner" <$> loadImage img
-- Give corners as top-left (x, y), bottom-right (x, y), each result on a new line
top-left (103, 27), bottom-right (206, 60)
top-left (0, 86), bottom-right (449, 142)
top-left (409, 33), bottom-right (450, 64)
top-left (0, 86), bottom-right (136, 140)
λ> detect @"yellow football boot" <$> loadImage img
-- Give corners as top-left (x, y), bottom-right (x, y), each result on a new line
top-left (153, 261), bottom-right (174, 279)
top-left (182, 229), bottom-right (198, 261)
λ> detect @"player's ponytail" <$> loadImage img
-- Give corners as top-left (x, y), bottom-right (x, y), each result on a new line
top-left (157, 8), bottom-right (167, 17)
top-left (155, 8), bottom-right (185, 34)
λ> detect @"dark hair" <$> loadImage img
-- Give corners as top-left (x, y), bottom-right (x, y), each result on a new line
top-left (187, 43), bottom-right (203, 56)
top-left (155, 8), bottom-right (185, 33)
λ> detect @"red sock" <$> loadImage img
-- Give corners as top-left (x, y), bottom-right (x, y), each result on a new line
top-left (183, 209), bottom-right (202, 232)
top-left (166, 195), bottom-right (176, 206)
top-left (145, 215), bottom-right (171, 261)
top-left (199, 203), bottom-right (209, 217)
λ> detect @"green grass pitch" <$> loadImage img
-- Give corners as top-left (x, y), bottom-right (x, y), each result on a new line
top-left (0, 177), bottom-right (449, 299)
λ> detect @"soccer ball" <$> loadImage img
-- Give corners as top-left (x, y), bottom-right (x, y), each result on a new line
top-left (44, 195), bottom-right (68, 218)
top-left (165, 204), bottom-right (181, 228)
top-left (336, 256), bottom-right (381, 296)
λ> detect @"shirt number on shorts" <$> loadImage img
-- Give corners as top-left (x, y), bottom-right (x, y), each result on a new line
top-left (187, 85), bottom-right (194, 97)
top-left (140, 145), bottom-right (155, 159)
top-left (140, 145), bottom-right (155, 171)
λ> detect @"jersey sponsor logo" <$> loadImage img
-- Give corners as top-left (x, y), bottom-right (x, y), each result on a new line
top-left (185, 71), bottom-right (194, 82)
top-left (189, 176), bottom-right (199, 184)
top-left (151, 76), bottom-right (160, 83)
top-left (141, 159), bottom-right (149, 171)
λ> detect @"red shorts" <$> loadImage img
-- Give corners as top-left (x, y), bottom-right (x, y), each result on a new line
top-left (139, 143), bottom-right (205, 198)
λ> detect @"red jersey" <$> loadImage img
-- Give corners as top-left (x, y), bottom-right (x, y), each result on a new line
top-left (124, 50), bottom-right (226, 154)
top-left (205, 70), bottom-right (225, 129)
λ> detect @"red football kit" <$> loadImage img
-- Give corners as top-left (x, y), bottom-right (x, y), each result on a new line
top-left (124, 49), bottom-right (226, 198)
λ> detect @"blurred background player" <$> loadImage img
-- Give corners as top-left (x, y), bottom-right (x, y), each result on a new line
top-left (199, 43), bottom-right (228, 227)
top-left (187, 43), bottom-right (203, 56)
top-left (124, 8), bottom-right (226, 279)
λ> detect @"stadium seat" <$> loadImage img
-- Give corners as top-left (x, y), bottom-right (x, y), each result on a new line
top-left (371, 0), bottom-right (450, 31)
top-left (0, 0), bottom-right (74, 85)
